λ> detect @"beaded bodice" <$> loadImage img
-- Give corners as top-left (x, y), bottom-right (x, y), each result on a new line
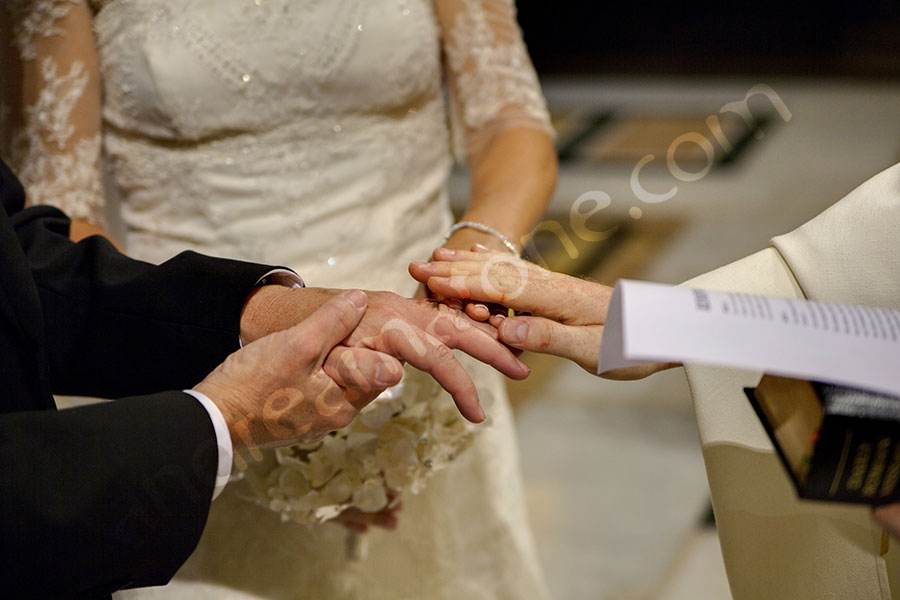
top-left (1, 4), bottom-right (553, 596)
top-left (2, 0), bottom-right (552, 292)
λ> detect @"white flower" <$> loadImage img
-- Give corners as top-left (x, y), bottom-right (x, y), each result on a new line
top-left (352, 478), bottom-right (389, 513)
top-left (276, 465), bottom-right (311, 497)
top-left (359, 398), bottom-right (398, 429)
top-left (247, 366), bottom-right (488, 523)
top-left (307, 448), bottom-right (341, 487)
top-left (321, 471), bottom-right (356, 505)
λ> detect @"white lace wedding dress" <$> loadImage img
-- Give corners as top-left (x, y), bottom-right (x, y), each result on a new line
top-left (2, 1), bottom-right (553, 598)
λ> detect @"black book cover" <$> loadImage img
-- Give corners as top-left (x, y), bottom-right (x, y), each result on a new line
top-left (746, 377), bottom-right (900, 505)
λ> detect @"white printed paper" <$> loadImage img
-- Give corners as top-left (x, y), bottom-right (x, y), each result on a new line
top-left (598, 280), bottom-right (900, 397)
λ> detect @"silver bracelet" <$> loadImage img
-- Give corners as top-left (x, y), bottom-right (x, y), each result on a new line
top-left (441, 221), bottom-right (521, 258)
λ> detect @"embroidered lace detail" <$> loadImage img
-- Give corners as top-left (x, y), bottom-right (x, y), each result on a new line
top-left (8, 0), bottom-right (83, 61)
top-left (9, 58), bottom-right (104, 223)
top-left (441, 0), bottom-right (553, 154)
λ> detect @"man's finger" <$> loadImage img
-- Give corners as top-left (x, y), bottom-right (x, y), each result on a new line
top-left (425, 310), bottom-right (530, 381)
top-left (498, 316), bottom-right (602, 373)
top-left (323, 346), bottom-right (403, 408)
top-left (372, 321), bottom-right (485, 423)
top-left (298, 290), bottom-right (368, 357)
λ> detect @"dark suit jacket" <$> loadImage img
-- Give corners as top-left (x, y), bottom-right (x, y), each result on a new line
top-left (0, 159), bottom-right (274, 598)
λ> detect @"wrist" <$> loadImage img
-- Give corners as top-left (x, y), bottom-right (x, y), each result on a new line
top-left (443, 229), bottom-right (509, 252)
top-left (240, 286), bottom-right (337, 345)
top-left (442, 220), bottom-right (521, 256)
top-left (192, 380), bottom-right (241, 449)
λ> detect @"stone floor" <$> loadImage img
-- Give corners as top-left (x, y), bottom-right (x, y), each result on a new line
top-left (451, 76), bottom-right (900, 599)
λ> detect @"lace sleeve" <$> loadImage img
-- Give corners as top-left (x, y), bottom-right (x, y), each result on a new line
top-left (435, 0), bottom-right (554, 158)
top-left (2, 0), bottom-right (105, 224)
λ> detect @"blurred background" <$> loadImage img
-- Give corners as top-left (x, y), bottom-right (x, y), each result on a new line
top-left (449, 3), bottom-right (900, 598)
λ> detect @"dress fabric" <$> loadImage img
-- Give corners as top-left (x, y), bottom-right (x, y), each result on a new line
top-left (1, 1), bottom-right (552, 598)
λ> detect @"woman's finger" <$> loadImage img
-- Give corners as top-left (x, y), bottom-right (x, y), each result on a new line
top-left (464, 302), bottom-right (491, 321)
top-left (335, 506), bottom-right (400, 531)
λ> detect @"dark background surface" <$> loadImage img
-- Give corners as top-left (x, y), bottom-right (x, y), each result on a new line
top-left (516, 1), bottom-right (900, 78)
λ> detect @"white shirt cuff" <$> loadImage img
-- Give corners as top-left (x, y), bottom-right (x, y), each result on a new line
top-left (183, 389), bottom-right (233, 501)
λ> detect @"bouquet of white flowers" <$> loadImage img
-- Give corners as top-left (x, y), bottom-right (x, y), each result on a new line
top-left (238, 365), bottom-right (485, 523)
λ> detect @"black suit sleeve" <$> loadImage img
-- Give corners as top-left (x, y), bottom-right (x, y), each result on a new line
top-left (12, 206), bottom-right (274, 398)
top-left (0, 391), bottom-right (220, 597)
top-left (0, 160), bottom-right (290, 597)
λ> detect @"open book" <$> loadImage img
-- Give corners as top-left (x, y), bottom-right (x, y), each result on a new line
top-left (599, 280), bottom-right (900, 504)
top-left (598, 280), bottom-right (900, 397)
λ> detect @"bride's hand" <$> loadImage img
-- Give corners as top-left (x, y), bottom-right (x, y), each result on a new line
top-left (435, 230), bottom-right (517, 321)
top-left (333, 494), bottom-right (403, 534)
top-left (409, 247), bottom-right (676, 378)
top-left (410, 247), bottom-right (607, 372)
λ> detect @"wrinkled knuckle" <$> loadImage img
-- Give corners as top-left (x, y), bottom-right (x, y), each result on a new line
top-left (330, 407), bottom-right (356, 430)
top-left (532, 323), bottom-right (554, 351)
top-left (290, 335), bottom-right (321, 361)
top-left (379, 291), bottom-right (403, 305)
top-left (430, 343), bottom-right (455, 363)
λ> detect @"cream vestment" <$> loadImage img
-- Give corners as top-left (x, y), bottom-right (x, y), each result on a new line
top-left (683, 162), bottom-right (900, 600)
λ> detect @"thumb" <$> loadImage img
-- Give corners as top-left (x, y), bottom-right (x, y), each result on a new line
top-left (298, 290), bottom-right (368, 357)
top-left (498, 316), bottom-right (601, 373)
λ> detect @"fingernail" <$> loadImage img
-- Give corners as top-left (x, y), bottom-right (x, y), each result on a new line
top-left (472, 243), bottom-right (491, 252)
top-left (375, 361), bottom-right (400, 386)
top-left (343, 289), bottom-right (367, 309)
top-left (476, 405), bottom-right (487, 422)
top-left (410, 261), bottom-right (429, 270)
top-left (435, 248), bottom-right (456, 258)
top-left (503, 319), bottom-right (527, 344)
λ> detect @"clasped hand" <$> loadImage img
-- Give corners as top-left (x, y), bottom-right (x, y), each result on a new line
top-left (410, 245), bottom-right (676, 379)
top-left (198, 284), bottom-right (532, 453)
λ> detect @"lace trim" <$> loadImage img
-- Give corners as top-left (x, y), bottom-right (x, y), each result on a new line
top-left (10, 57), bottom-right (104, 223)
top-left (443, 0), bottom-right (552, 152)
top-left (12, 134), bottom-right (104, 222)
top-left (7, 0), bottom-right (83, 61)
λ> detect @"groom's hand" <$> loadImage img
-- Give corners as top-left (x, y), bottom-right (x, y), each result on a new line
top-left (198, 291), bottom-right (403, 450)
top-left (239, 286), bottom-right (531, 423)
